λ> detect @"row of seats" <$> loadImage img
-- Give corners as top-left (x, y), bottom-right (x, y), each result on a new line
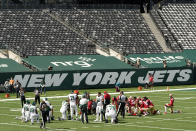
top-left (0, 9), bottom-right (96, 56)
top-left (153, 3), bottom-right (196, 50)
top-left (51, 9), bottom-right (164, 54)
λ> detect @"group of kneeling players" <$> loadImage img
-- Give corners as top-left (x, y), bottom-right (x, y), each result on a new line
top-left (19, 90), bottom-right (175, 129)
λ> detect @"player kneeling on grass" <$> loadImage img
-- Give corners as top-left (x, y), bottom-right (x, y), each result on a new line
top-left (105, 104), bottom-right (117, 124)
top-left (127, 96), bottom-right (137, 116)
top-left (164, 94), bottom-right (175, 114)
top-left (24, 100), bottom-right (31, 122)
top-left (30, 101), bottom-right (39, 124)
top-left (79, 95), bottom-right (89, 124)
top-left (138, 100), bottom-right (149, 116)
top-left (59, 100), bottom-right (69, 120)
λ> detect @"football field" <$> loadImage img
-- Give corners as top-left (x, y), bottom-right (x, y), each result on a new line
top-left (0, 85), bottom-right (196, 131)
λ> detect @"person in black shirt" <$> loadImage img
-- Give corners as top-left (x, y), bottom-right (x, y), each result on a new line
top-left (34, 88), bottom-right (40, 105)
top-left (40, 100), bottom-right (48, 129)
top-left (14, 80), bottom-right (21, 98)
top-left (40, 80), bottom-right (46, 95)
top-left (19, 88), bottom-right (26, 108)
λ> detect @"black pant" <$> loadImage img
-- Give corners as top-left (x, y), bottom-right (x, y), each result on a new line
top-left (81, 109), bottom-right (88, 124)
top-left (41, 87), bottom-right (46, 94)
top-left (35, 95), bottom-right (40, 105)
top-left (41, 111), bottom-right (47, 128)
top-left (103, 101), bottom-right (110, 120)
top-left (10, 85), bottom-right (14, 94)
top-left (117, 102), bottom-right (126, 118)
top-left (16, 89), bottom-right (20, 98)
top-left (21, 96), bottom-right (26, 108)
top-left (46, 111), bottom-right (50, 122)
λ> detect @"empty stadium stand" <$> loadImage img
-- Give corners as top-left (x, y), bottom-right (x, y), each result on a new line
top-left (52, 9), bottom-right (164, 54)
top-left (150, 10), bottom-right (182, 52)
top-left (0, 7), bottom-right (165, 57)
top-left (152, 3), bottom-right (196, 50)
top-left (0, 9), bottom-right (96, 56)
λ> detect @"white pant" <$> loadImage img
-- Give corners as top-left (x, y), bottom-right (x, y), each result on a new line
top-left (30, 113), bottom-right (39, 123)
top-left (21, 108), bottom-right (25, 120)
top-left (60, 107), bottom-right (67, 120)
top-left (105, 112), bottom-right (116, 123)
top-left (25, 111), bottom-right (30, 121)
top-left (70, 104), bottom-right (78, 119)
top-left (96, 106), bottom-right (103, 121)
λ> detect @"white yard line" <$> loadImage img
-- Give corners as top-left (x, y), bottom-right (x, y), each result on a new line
top-left (0, 122), bottom-right (38, 128)
top-left (123, 124), bottom-right (196, 131)
top-left (144, 117), bottom-right (196, 123)
top-left (0, 122), bottom-right (75, 131)
top-left (0, 113), bottom-right (18, 117)
top-left (0, 87), bottom-right (196, 102)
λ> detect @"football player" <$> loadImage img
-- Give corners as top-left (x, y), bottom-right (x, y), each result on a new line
top-left (138, 100), bottom-right (149, 116)
top-left (144, 97), bottom-right (157, 115)
top-left (23, 100), bottom-right (31, 122)
top-left (95, 92), bottom-right (104, 122)
top-left (68, 91), bottom-right (79, 120)
top-left (59, 100), bottom-right (69, 120)
top-left (112, 96), bottom-right (118, 111)
top-left (128, 96), bottom-right (137, 115)
top-left (105, 104), bottom-right (117, 124)
top-left (30, 101), bottom-right (39, 124)
top-left (164, 94), bottom-right (174, 114)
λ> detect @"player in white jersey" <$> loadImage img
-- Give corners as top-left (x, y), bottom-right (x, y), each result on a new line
top-left (21, 106), bottom-right (25, 121)
top-left (95, 92), bottom-right (104, 122)
top-left (105, 104), bottom-right (117, 124)
top-left (23, 100), bottom-right (31, 122)
top-left (30, 101), bottom-right (39, 124)
top-left (68, 91), bottom-right (78, 120)
top-left (59, 100), bottom-right (69, 120)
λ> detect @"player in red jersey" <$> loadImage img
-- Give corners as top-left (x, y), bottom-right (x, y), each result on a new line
top-left (127, 96), bottom-right (137, 115)
top-left (145, 73), bottom-right (154, 89)
top-left (112, 96), bottom-right (118, 111)
top-left (143, 97), bottom-right (157, 115)
top-left (138, 100), bottom-right (149, 116)
top-left (164, 94), bottom-right (174, 114)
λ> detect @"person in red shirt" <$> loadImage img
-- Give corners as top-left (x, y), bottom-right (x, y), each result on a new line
top-left (127, 96), bottom-right (137, 115)
top-left (112, 96), bottom-right (118, 111)
top-left (164, 94), bottom-right (174, 114)
top-left (138, 100), bottom-right (148, 116)
top-left (135, 96), bottom-right (141, 108)
top-left (145, 73), bottom-right (154, 89)
top-left (103, 91), bottom-right (111, 120)
top-left (87, 100), bottom-right (93, 115)
top-left (143, 97), bottom-right (156, 115)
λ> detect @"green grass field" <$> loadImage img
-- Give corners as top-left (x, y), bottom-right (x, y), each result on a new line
top-left (0, 85), bottom-right (196, 131)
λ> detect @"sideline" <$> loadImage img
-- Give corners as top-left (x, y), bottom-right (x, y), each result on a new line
top-left (0, 87), bottom-right (196, 102)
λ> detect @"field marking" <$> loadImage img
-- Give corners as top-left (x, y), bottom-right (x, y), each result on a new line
top-left (0, 122), bottom-right (75, 131)
top-left (0, 122), bottom-right (38, 128)
top-left (1, 87), bottom-right (196, 102)
top-left (0, 107), bottom-right (10, 108)
top-left (144, 117), bottom-right (196, 123)
top-left (123, 124), bottom-right (196, 131)
top-left (0, 113), bottom-right (18, 117)
top-left (93, 126), bottom-right (101, 128)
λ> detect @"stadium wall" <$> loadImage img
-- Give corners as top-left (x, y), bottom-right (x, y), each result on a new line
top-left (0, 67), bottom-right (194, 91)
